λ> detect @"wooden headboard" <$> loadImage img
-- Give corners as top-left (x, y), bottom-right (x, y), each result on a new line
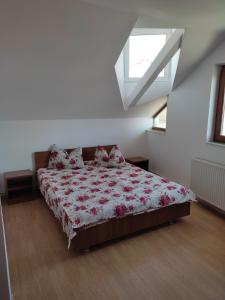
top-left (34, 145), bottom-right (115, 171)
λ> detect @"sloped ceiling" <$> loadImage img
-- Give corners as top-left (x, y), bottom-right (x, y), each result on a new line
top-left (0, 0), bottom-right (149, 120)
top-left (173, 29), bottom-right (225, 88)
top-left (84, 0), bottom-right (225, 29)
top-left (1, 0), bottom-right (225, 120)
top-left (86, 0), bottom-right (225, 89)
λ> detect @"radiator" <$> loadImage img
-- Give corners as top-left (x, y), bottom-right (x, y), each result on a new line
top-left (191, 158), bottom-right (225, 211)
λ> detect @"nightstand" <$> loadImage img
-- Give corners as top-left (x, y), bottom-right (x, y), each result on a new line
top-left (4, 170), bottom-right (34, 204)
top-left (126, 156), bottom-right (149, 171)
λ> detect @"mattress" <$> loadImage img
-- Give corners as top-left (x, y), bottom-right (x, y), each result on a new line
top-left (37, 162), bottom-right (194, 246)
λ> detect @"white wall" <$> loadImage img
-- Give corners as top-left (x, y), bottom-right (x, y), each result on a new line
top-left (1, 0), bottom-right (224, 194)
top-left (0, 118), bottom-right (150, 192)
top-left (147, 40), bottom-right (225, 186)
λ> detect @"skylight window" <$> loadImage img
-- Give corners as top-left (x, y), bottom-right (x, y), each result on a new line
top-left (129, 35), bottom-right (166, 78)
top-left (125, 29), bottom-right (171, 81)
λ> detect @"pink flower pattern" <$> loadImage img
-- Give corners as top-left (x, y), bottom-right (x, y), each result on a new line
top-left (48, 145), bottom-right (84, 170)
top-left (95, 145), bottom-right (125, 168)
top-left (38, 162), bottom-right (194, 244)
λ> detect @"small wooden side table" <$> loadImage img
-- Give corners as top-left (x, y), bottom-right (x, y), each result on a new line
top-left (126, 156), bottom-right (149, 171)
top-left (4, 170), bottom-right (34, 204)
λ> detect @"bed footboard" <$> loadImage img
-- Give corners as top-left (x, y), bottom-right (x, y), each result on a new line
top-left (72, 202), bottom-right (191, 251)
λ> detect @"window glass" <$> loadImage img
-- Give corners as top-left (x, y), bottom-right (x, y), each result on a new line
top-left (153, 106), bottom-right (167, 129)
top-left (129, 34), bottom-right (166, 78)
top-left (220, 93), bottom-right (225, 136)
top-left (214, 65), bottom-right (225, 143)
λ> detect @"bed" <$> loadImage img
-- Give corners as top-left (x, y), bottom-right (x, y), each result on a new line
top-left (34, 145), bottom-right (194, 251)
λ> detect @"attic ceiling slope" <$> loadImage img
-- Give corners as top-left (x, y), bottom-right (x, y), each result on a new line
top-left (0, 0), bottom-right (149, 120)
top-left (2, 0), bottom-right (225, 119)
top-left (83, 0), bottom-right (225, 29)
top-left (173, 29), bottom-right (225, 89)
top-left (85, 0), bottom-right (225, 89)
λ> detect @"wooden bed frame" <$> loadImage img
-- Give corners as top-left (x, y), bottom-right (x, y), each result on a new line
top-left (34, 145), bottom-right (191, 251)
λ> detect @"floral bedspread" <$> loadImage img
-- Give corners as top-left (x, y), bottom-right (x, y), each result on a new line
top-left (37, 162), bottom-right (194, 246)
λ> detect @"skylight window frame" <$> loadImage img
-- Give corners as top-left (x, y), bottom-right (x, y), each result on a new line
top-left (124, 28), bottom-right (172, 83)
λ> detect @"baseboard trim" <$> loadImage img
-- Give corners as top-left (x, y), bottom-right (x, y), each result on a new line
top-left (197, 198), bottom-right (225, 218)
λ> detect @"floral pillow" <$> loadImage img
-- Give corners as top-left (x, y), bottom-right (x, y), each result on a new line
top-left (66, 148), bottom-right (84, 169)
top-left (109, 145), bottom-right (125, 167)
top-left (48, 145), bottom-right (68, 170)
top-left (94, 145), bottom-right (125, 168)
top-left (48, 145), bottom-right (84, 170)
top-left (94, 146), bottom-right (110, 167)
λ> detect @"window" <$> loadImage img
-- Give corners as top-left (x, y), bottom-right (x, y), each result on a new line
top-left (152, 104), bottom-right (167, 131)
top-left (214, 66), bottom-right (225, 143)
top-left (125, 29), bottom-right (171, 81)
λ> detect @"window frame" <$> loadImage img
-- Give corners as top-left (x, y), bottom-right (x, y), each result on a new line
top-left (214, 65), bottom-right (225, 143)
top-left (124, 28), bottom-right (172, 82)
top-left (152, 103), bottom-right (167, 132)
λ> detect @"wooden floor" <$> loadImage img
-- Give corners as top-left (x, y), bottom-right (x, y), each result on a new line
top-left (3, 198), bottom-right (225, 300)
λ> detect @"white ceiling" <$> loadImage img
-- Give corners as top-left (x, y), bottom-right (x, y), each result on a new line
top-left (85, 0), bottom-right (225, 89)
top-left (0, 0), bottom-right (225, 120)
top-left (0, 0), bottom-right (142, 119)
top-left (84, 0), bottom-right (225, 29)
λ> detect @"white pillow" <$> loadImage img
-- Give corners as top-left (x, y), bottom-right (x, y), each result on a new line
top-left (94, 145), bottom-right (125, 168)
top-left (94, 146), bottom-right (110, 167)
top-left (48, 145), bottom-right (84, 170)
top-left (66, 148), bottom-right (84, 169)
top-left (48, 145), bottom-right (68, 170)
top-left (109, 146), bottom-right (125, 167)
